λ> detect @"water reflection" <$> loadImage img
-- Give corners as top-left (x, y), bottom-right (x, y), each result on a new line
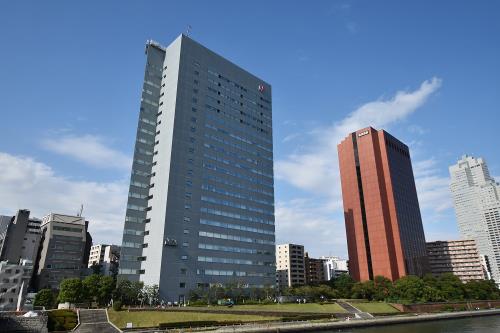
top-left (319, 315), bottom-right (500, 333)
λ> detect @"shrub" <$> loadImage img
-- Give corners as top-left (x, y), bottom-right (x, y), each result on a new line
top-left (47, 310), bottom-right (77, 332)
top-left (113, 300), bottom-right (123, 311)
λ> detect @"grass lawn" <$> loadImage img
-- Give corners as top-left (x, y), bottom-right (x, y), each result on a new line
top-left (108, 310), bottom-right (279, 329)
top-left (198, 303), bottom-right (346, 313)
top-left (349, 302), bottom-right (400, 313)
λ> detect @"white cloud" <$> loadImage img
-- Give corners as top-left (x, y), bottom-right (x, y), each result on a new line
top-left (281, 133), bottom-right (301, 143)
top-left (333, 77), bottom-right (441, 140)
top-left (275, 77), bottom-right (443, 256)
top-left (276, 77), bottom-right (442, 196)
top-left (413, 158), bottom-right (453, 214)
top-left (275, 198), bottom-right (347, 258)
top-left (42, 134), bottom-right (132, 170)
top-left (407, 124), bottom-right (428, 135)
top-left (0, 152), bottom-right (128, 245)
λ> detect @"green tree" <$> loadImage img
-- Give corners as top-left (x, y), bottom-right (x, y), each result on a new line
top-left (34, 289), bottom-right (56, 309)
top-left (58, 278), bottom-right (83, 303)
top-left (262, 285), bottom-right (275, 300)
top-left (351, 280), bottom-right (375, 300)
top-left (82, 274), bottom-right (100, 302)
top-left (143, 284), bottom-right (160, 306)
top-left (464, 279), bottom-right (500, 300)
top-left (114, 279), bottom-right (144, 305)
top-left (422, 274), bottom-right (438, 288)
top-left (331, 273), bottom-right (355, 298)
top-left (97, 276), bottom-right (115, 306)
top-left (436, 273), bottom-right (465, 301)
top-left (314, 284), bottom-right (337, 300)
top-left (392, 275), bottom-right (425, 303)
top-left (372, 276), bottom-right (393, 301)
top-left (421, 285), bottom-right (444, 302)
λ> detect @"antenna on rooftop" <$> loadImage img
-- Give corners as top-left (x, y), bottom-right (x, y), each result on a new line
top-left (77, 204), bottom-right (84, 217)
top-left (186, 24), bottom-right (192, 36)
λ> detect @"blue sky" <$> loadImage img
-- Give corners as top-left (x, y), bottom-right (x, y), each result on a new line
top-left (0, 1), bottom-right (499, 257)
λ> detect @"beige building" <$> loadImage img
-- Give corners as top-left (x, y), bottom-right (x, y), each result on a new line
top-left (35, 213), bottom-right (91, 290)
top-left (276, 244), bottom-right (305, 291)
top-left (427, 239), bottom-right (486, 282)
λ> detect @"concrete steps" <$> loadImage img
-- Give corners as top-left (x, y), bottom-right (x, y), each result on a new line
top-left (75, 309), bottom-right (119, 333)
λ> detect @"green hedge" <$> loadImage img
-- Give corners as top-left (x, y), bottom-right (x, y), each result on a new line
top-left (47, 309), bottom-right (77, 332)
top-left (281, 314), bottom-right (332, 322)
top-left (158, 320), bottom-right (243, 329)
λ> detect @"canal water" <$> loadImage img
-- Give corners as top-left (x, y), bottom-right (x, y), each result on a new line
top-left (321, 315), bottom-right (500, 333)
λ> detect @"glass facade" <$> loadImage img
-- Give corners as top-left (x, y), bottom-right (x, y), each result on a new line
top-left (119, 35), bottom-right (275, 302)
top-left (118, 41), bottom-right (165, 281)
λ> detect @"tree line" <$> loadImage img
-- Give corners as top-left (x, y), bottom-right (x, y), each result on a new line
top-left (284, 273), bottom-right (500, 303)
top-left (189, 281), bottom-right (275, 305)
top-left (34, 272), bottom-right (500, 309)
top-left (34, 275), bottom-right (159, 310)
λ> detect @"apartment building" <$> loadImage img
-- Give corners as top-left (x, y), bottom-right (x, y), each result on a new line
top-left (276, 244), bottom-right (305, 290)
top-left (427, 240), bottom-right (486, 282)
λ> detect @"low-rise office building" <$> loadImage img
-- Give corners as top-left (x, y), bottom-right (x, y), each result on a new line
top-left (427, 239), bottom-right (485, 282)
top-left (35, 213), bottom-right (91, 290)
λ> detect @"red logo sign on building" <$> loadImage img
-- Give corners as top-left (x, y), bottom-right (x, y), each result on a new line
top-left (258, 84), bottom-right (265, 93)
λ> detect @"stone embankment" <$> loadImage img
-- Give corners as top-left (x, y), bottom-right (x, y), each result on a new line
top-left (192, 309), bottom-right (500, 333)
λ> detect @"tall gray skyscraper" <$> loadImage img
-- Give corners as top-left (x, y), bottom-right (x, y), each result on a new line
top-left (119, 35), bottom-right (275, 302)
top-left (449, 155), bottom-right (500, 285)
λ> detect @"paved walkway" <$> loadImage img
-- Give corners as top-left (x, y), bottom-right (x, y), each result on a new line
top-left (74, 309), bottom-right (120, 333)
top-left (337, 300), bottom-right (373, 319)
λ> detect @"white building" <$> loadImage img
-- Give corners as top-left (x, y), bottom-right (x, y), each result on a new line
top-left (321, 256), bottom-right (348, 280)
top-left (449, 155), bottom-right (500, 285)
top-left (276, 244), bottom-right (305, 290)
top-left (88, 244), bottom-right (120, 276)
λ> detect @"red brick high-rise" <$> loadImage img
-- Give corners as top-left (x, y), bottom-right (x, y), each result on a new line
top-left (337, 127), bottom-right (428, 282)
